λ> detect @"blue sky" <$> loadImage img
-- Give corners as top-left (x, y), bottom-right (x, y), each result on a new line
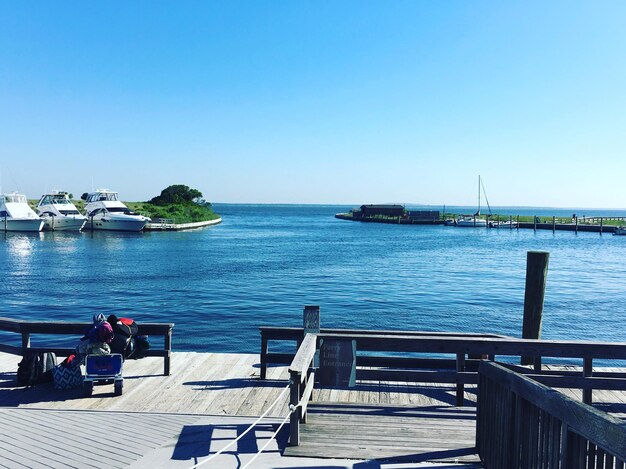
top-left (1, 1), bottom-right (625, 207)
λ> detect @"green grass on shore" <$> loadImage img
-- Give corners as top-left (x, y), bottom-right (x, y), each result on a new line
top-left (126, 201), bottom-right (219, 224)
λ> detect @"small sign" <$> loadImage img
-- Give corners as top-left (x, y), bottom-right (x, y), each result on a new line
top-left (303, 305), bottom-right (320, 335)
top-left (319, 339), bottom-right (356, 388)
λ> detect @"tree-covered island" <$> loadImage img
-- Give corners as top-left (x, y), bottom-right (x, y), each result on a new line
top-left (127, 185), bottom-right (220, 224)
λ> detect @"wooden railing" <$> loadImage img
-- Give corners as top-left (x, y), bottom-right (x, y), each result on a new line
top-left (477, 361), bottom-right (626, 468)
top-left (261, 326), bottom-right (626, 406)
top-left (0, 317), bottom-right (174, 375)
top-left (288, 333), bottom-right (317, 446)
top-left (260, 326), bottom-right (504, 379)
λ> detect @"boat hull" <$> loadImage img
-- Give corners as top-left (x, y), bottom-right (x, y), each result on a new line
top-left (456, 219), bottom-right (487, 227)
top-left (85, 216), bottom-right (147, 232)
top-left (42, 216), bottom-right (87, 231)
top-left (1, 218), bottom-right (44, 232)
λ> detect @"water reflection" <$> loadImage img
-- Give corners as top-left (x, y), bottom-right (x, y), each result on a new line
top-left (4, 232), bottom-right (42, 258)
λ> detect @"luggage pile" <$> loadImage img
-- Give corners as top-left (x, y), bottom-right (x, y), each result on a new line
top-left (16, 314), bottom-right (150, 397)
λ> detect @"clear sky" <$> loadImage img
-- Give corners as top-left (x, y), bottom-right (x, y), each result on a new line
top-left (1, 1), bottom-right (625, 207)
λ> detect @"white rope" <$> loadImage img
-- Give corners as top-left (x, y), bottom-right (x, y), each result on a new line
top-left (241, 407), bottom-right (294, 469)
top-left (189, 383), bottom-right (290, 469)
top-left (242, 386), bottom-right (313, 468)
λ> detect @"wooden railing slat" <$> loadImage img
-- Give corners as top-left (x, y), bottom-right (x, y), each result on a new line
top-left (478, 361), bottom-right (626, 464)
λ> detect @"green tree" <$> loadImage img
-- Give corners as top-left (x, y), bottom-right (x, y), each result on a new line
top-left (149, 185), bottom-right (204, 206)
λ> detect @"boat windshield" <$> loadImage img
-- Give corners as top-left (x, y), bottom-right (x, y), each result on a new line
top-left (5, 194), bottom-right (27, 204)
top-left (106, 207), bottom-right (132, 214)
top-left (59, 209), bottom-right (80, 215)
top-left (40, 195), bottom-right (71, 205)
top-left (87, 192), bottom-right (119, 203)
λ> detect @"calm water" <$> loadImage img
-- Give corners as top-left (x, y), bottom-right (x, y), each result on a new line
top-left (1, 204), bottom-right (626, 354)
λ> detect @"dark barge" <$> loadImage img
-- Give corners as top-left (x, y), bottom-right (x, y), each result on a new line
top-left (336, 204), bottom-right (445, 225)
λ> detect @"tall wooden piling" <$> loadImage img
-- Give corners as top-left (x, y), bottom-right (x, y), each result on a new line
top-left (552, 216), bottom-right (556, 234)
top-left (521, 251), bottom-right (550, 365)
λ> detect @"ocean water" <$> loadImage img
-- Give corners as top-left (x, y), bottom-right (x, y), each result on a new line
top-left (1, 204), bottom-right (626, 354)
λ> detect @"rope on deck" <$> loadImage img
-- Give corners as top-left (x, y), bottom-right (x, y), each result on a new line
top-left (241, 406), bottom-right (294, 469)
top-left (189, 383), bottom-right (290, 469)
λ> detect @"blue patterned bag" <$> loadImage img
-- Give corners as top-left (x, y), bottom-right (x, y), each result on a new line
top-left (52, 364), bottom-right (83, 390)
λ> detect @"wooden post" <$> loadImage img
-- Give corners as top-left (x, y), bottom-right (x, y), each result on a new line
top-left (164, 328), bottom-right (172, 375)
top-left (521, 251), bottom-right (549, 365)
top-left (533, 216), bottom-right (537, 232)
top-left (509, 215), bottom-right (512, 230)
top-left (456, 352), bottom-right (466, 406)
top-left (575, 216), bottom-right (578, 233)
top-left (289, 370), bottom-right (301, 446)
top-left (517, 215), bottom-right (519, 230)
top-left (260, 334), bottom-right (268, 380)
top-left (583, 358), bottom-right (593, 405)
top-left (21, 332), bottom-right (30, 353)
top-left (600, 218), bottom-right (603, 235)
top-left (552, 216), bottom-right (556, 234)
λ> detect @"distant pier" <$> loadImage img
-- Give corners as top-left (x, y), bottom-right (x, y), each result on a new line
top-left (335, 213), bottom-right (445, 225)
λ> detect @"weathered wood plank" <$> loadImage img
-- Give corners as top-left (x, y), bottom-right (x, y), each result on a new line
top-left (288, 333), bottom-right (316, 377)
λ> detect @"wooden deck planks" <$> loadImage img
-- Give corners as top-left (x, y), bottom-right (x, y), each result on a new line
top-left (285, 402), bottom-right (479, 463)
top-left (2, 351), bottom-right (626, 467)
top-left (0, 408), bottom-right (201, 469)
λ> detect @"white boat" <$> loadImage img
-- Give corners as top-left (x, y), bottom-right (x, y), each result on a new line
top-left (615, 226), bottom-right (626, 236)
top-left (456, 176), bottom-right (491, 228)
top-left (489, 220), bottom-right (518, 229)
top-left (83, 189), bottom-right (150, 232)
top-left (0, 192), bottom-right (44, 232)
top-left (36, 191), bottom-right (86, 231)
top-left (457, 216), bottom-right (487, 227)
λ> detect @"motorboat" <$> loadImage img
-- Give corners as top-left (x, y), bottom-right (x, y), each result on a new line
top-left (0, 192), bottom-right (44, 232)
top-left (83, 189), bottom-right (150, 232)
top-left (615, 226), bottom-right (626, 236)
top-left (488, 220), bottom-right (518, 229)
top-left (36, 191), bottom-right (87, 231)
top-left (456, 216), bottom-right (487, 227)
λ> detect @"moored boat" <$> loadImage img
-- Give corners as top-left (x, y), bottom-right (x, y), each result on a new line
top-left (83, 189), bottom-right (150, 232)
top-left (36, 191), bottom-right (86, 231)
top-left (456, 175), bottom-right (491, 228)
top-left (456, 216), bottom-right (487, 227)
top-left (614, 226), bottom-right (626, 236)
top-left (0, 192), bottom-right (44, 232)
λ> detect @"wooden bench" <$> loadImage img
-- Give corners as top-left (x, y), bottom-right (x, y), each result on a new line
top-left (0, 317), bottom-right (174, 375)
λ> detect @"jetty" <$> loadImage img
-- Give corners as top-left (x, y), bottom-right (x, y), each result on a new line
top-left (144, 217), bottom-right (222, 231)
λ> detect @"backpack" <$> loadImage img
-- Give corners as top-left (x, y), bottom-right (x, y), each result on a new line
top-left (17, 352), bottom-right (57, 387)
top-left (84, 319), bottom-right (115, 344)
top-left (107, 315), bottom-right (140, 358)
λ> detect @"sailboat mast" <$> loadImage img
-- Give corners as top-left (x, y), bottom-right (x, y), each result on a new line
top-left (477, 175), bottom-right (481, 215)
